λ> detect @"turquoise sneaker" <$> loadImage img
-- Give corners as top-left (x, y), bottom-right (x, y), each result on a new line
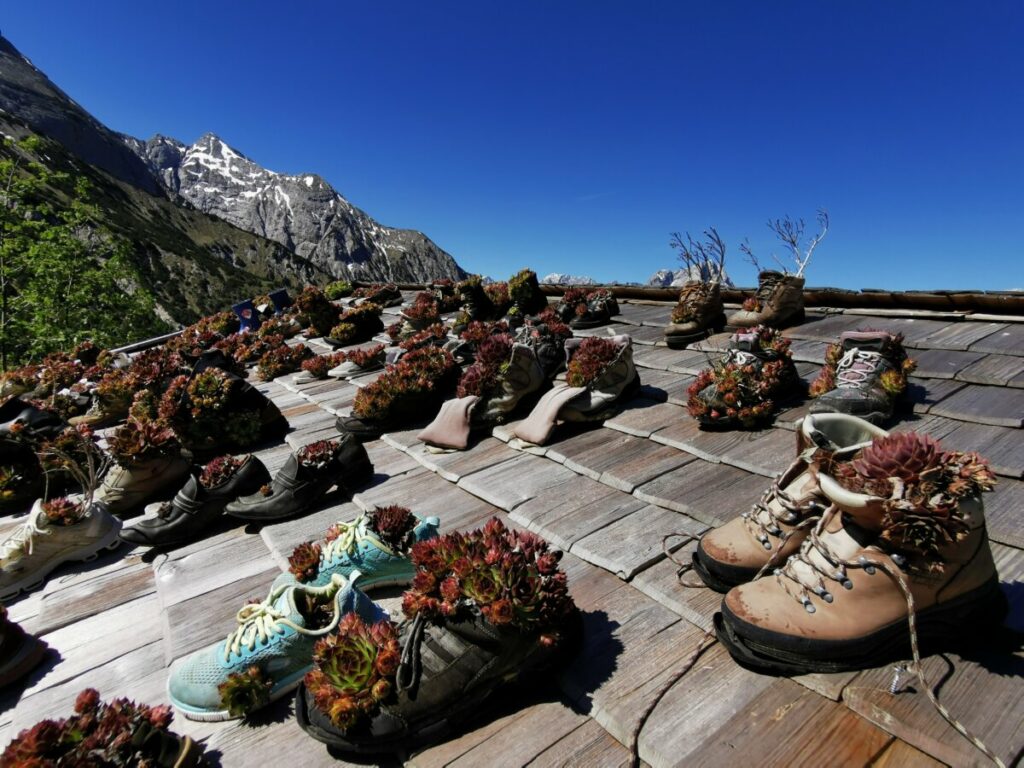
top-left (274, 511), bottom-right (440, 591)
top-left (167, 572), bottom-right (384, 721)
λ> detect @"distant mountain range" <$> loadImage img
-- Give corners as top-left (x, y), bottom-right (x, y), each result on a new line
top-left (0, 35), bottom-right (463, 325)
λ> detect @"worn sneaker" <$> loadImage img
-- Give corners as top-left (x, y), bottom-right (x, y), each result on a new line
top-left (274, 511), bottom-right (440, 591)
top-left (168, 573), bottom-right (386, 721)
top-left (1, 500), bottom-right (122, 601)
top-left (809, 331), bottom-right (914, 425)
top-left (693, 413), bottom-right (888, 592)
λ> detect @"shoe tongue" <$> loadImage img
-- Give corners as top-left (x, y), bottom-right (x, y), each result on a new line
top-left (274, 586), bottom-right (307, 629)
top-left (731, 332), bottom-right (761, 354)
top-left (840, 331), bottom-right (889, 353)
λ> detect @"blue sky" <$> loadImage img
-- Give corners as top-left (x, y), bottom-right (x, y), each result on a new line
top-left (4, 2), bottom-right (1023, 289)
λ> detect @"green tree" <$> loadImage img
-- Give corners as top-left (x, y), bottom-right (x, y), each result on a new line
top-left (0, 136), bottom-right (167, 369)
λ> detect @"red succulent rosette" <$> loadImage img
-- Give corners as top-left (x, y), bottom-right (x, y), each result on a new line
top-left (305, 614), bottom-right (401, 729)
top-left (401, 517), bottom-right (573, 645)
top-left (199, 455), bottom-right (244, 489)
top-left (456, 334), bottom-right (514, 400)
top-left (565, 337), bottom-right (622, 388)
top-left (352, 347), bottom-right (458, 422)
top-left (297, 439), bottom-right (341, 470)
top-left (289, 541), bottom-right (322, 582)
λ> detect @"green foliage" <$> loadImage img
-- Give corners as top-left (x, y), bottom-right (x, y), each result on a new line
top-left (0, 136), bottom-right (168, 369)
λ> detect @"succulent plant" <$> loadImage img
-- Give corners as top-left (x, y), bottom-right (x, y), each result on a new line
top-left (402, 517), bottom-right (574, 645)
top-left (41, 496), bottom-right (86, 526)
top-left (294, 286), bottom-right (342, 337)
top-left (2, 688), bottom-right (200, 766)
top-left (305, 613), bottom-right (401, 730)
top-left (289, 541), bottom-right (323, 582)
top-left (398, 322), bottom-right (447, 352)
top-left (342, 344), bottom-right (386, 369)
top-left (508, 268), bottom-right (547, 315)
top-left (297, 440), bottom-right (340, 470)
top-left (851, 432), bottom-right (942, 489)
top-left (352, 346), bottom-right (459, 422)
top-left (565, 337), bottom-right (622, 388)
top-left (483, 282), bottom-right (512, 316)
top-left (199, 455), bottom-right (244, 489)
top-left (256, 342), bottom-right (314, 381)
top-left (368, 505), bottom-right (417, 553)
top-left (457, 334), bottom-right (514, 400)
top-left (217, 665), bottom-right (273, 718)
top-left (108, 416), bottom-right (180, 466)
top-left (324, 280), bottom-right (354, 300)
top-left (809, 331), bottom-right (916, 398)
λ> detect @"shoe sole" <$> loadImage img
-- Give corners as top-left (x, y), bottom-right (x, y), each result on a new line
top-left (690, 550), bottom-right (757, 593)
top-left (170, 663), bottom-right (312, 722)
top-left (724, 308), bottom-right (806, 334)
top-left (664, 315), bottom-right (728, 349)
top-left (0, 523), bottom-right (123, 602)
top-left (715, 576), bottom-right (1008, 675)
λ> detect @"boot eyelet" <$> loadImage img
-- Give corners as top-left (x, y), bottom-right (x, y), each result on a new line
top-left (864, 565), bottom-right (876, 575)
top-left (761, 541), bottom-right (772, 551)
top-left (841, 579), bottom-right (853, 590)
top-left (803, 600), bottom-right (816, 614)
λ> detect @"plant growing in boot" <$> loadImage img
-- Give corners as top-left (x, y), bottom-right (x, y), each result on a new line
top-left (328, 303), bottom-right (384, 346)
top-left (809, 330), bottom-right (917, 424)
top-left (460, 319), bottom-right (510, 347)
top-left (429, 279), bottom-right (461, 312)
top-left (565, 337), bottom-right (622, 388)
top-left (40, 496), bottom-right (87, 526)
top-left (299, 352), bottom-right (345, 380)
top-left (483, 282), bottom-right (512, 316)
top-left (664, 228), bottom-right (728, 346)
top-left (687, 326), bottom-right (797, 428)
top-left (367, 505), bottom-right (418, 553)
top-left (256, 342), bottom-right (314, 381)
top-left (352, 284), bottom-right (401, 306)
top-left (159, 370), bottom-right (263, 451)
top-left (508, 269), bottom-right (548, 316)
top-left (403, 292), bottom-right (442, 328)
top-left (402, 517), bottom-right (574, 644)
top-left (325, 280), bottom-right (354, 300)
top-left (198, 455), bottom-right (244, 489)
top-left (2, 688), bottom-right (205, 767)
top-left (351, 347), bottom-right (459, 423)
top-left (256, 315), bottom-right (301, 340)
top-left (304, 613), bottom-right (401, 729)
top-left (294, 286), bottom-right (342, 337)
top-left (832, 432), bottom-right (996, 564)
top-left (108, 416), bottom-right (180, 468)
top-left (398, 323), bottom-right (447, 352)
top-left (457, 334), bottom-right (515, 400)
top-left (217, 665), bottom-right (273, 718)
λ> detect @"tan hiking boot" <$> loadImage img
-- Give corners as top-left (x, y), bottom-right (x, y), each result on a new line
top-left (559, 335), bottom-right (639, 422)
top-left (94, 455), bottom-right (191, 518)
top-left (693, 413), bottom-right (889, 592)
top-left (727, 270), bottom-right (805, 330)
top-left (1, 499), bottom-right (122, 601)
top-left (664, 281), bottom-right (726, 348)
top-left (68, 393), bottom-right (130, 429)
top-left (717, 432), bottom-right (1005, 673)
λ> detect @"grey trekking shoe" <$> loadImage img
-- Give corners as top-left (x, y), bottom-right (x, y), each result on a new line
top-left (809, 331), bottom-right (914, 425)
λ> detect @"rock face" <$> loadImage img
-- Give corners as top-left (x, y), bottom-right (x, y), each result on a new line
top-left (648, 266), bottom-right (734, 288)
top-left (0, 37), bottom-right (162, 195)
top-left (124, 133), bottom-right (464, 284)
top-left (541, 273), bottom-right (596, 285)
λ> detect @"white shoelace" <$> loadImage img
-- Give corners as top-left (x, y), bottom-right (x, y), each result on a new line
top-left (835, 348), bottom-right (882, 388)
top-left (0, 510), bottom-right (50, 561)
top-left (222, 595), bottom-right (297, 661)
top-left (321, 515), bottom-right (393, 562)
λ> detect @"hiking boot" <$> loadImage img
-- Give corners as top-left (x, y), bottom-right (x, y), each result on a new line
top-left (94, 454), bottom-right (191, 518)
top-left (168, 573), bottom-right (386, 721)
top-left (693, 413), bottom-right (888, 592)
top-left (1, 499), bottom-right (122, 601)
top-left (452, 279), bottom-right (495, 333)
top-left (225, 437), bottom-right (373, 522)
top-left (688, 327), bottom-right (801, 429)
top-left (0, 606), bottom-right (48, 687)
top-left (716, 433), bottom-right (1006, 674)
top-left (664, 281), bottom-right (726, 348)
top-left (273, 511), bottom-right (440, 590)
top-left (727, 270), bottom-right (805, 330)
top-left (335, 384), bottom-right (456, 441)
top-left (810, 331), bottom-right (912, 425)
top-left (269, 288), bottom-right (293, 314)
top-left (569, 290), bottom-right (620, 330)
top-left (295, 607), bottom-right (581, 755)
top-left (232, 299), bottom-right (262, 333)
top-left (327, 351), bottom-right (386, 379)
top-left (120, 455), bottom-right (271, 548)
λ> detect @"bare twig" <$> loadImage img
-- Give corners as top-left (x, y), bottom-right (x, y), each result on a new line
top-left (670, 227), bottom-right (727, 283)
top-left (765, 209), bottom-right (829, 278)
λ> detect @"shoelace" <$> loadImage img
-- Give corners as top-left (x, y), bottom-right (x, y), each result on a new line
top-left (754, 273), bottom-right (782, 303)
top-left (834, 348), bottom-right (882, 388)
top-left (222, 598), bottom-right (293, 661)
top-left (775, 507), bottom-right (1007, 767)
top-left (396, 612), bottom-right (428, 692)
top-left (0, 511), bottom-right (51, 560)
top-left (320, 515), bottom-right (393, 563)
top-left (741, 458), bottom-right (827, 556)
top-left (723, 348), bottom-right (758, 367)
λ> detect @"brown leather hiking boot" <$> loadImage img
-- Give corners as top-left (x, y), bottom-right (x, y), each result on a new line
top-left (693, 413), bottom-right (889, 592)
top-left (664, 281), bottom-right (726, 348)
top-left (727, 270), bottom-right (805, 330)
top-left (717, 432), bottom-right (1006, 674)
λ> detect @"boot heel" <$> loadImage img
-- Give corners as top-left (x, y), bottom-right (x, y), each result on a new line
top-left (340, 456), bottom-right (374, 491)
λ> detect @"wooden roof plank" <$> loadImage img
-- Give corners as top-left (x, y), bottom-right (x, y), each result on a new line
top-left (956, 353), bottom-right (1024, 386)
top-left (969, 325), bottom-right (1024, 356)
top-left (928, 384), bottom-right (1024, 429)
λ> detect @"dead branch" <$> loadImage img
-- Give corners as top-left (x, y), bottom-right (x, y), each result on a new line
top-left (671, 227), bottom-right (727, 283)
top-left (766, 208), bottom-right (829, 278)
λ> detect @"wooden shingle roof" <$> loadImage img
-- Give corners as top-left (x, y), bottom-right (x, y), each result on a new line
top-left (2, 290), bottom-right (1022, 766)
